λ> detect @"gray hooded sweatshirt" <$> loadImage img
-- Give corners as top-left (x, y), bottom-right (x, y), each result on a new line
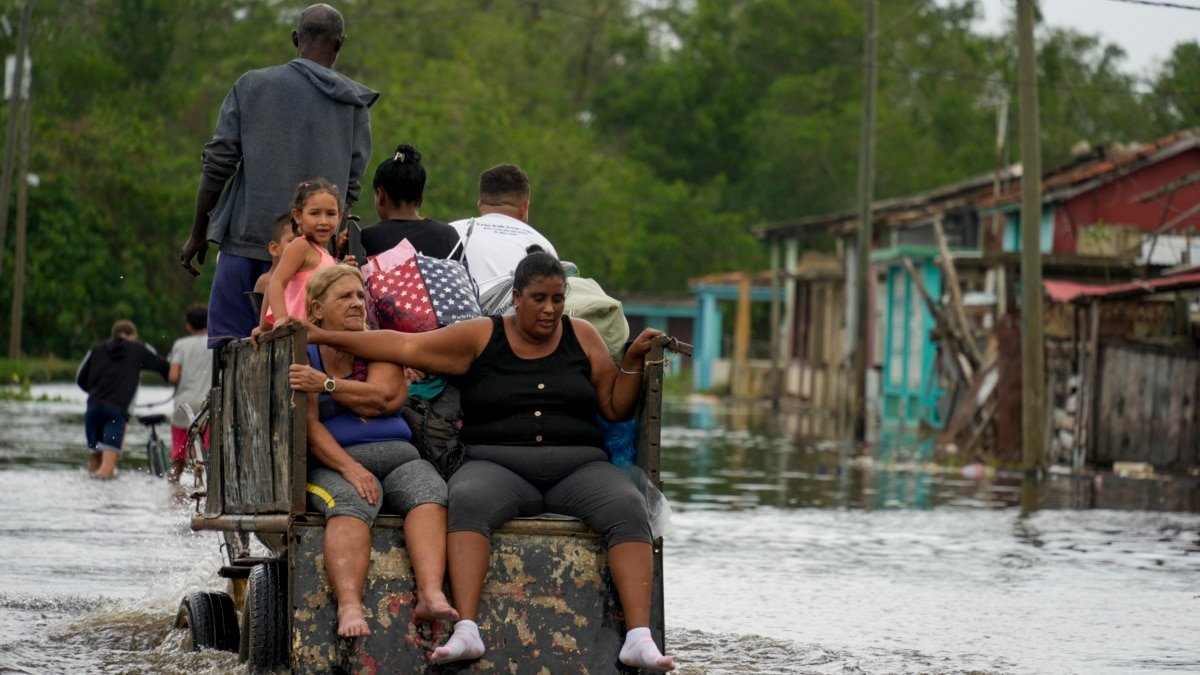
top-left (200, 58), bottom-right (379, 261)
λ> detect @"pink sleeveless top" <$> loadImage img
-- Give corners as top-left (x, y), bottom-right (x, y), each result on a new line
top-left (265, 240), bottom-right (336, 325)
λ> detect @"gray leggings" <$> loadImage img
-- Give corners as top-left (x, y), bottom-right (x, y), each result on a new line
top-left (447, 444), bottom-right (652, 546)
top-left (307, 440), bottom-right (447, 525)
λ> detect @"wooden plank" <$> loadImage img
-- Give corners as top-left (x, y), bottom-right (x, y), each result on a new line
top-left (932, 216), bottom-right (983, 367)
top-left (1163, 353), bottom-right (1184, 469)
top-left (205, 385), bottom-right (224, 516)
top-left (269, 335), bottom-right (293, 512)
top-left (812, 287), bottom-right (826, 413)
top-left (901, 257), bottom-right (970, 384)
top-left (1182, 358), bottom-right (1200, 468)
top-left (1149, 352), bottom-right (1172, 467)
top-left (1118, 346), bottom-right (1136, 458)
top-left (290, 327), bottom-right (310, 514)
top-left (1117, 346), bottom-right (1138, 460)
top-left (1134, 349), bottom-right (1154, 463)
top-left (236, 338), bottom-right (274, 511)
top-left (221, 357), bottom-right (243, 510)
top-left (1076, 302), bottom-right (1101, 466)
top-left (1095, 344), bottom-right (1118, 463)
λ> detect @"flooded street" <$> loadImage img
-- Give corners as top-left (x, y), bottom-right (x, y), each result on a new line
top-left (2, 385), bottom-right (1198, 673)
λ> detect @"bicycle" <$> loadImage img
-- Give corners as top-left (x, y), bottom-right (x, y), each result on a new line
top-left (180, 398), bottom-right (211, 492)
top-left (136, 413), bottom-right (171, 478)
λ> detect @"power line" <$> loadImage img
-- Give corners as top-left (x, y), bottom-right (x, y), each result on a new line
top-left (1102, 0), bottom-right (1200, 10)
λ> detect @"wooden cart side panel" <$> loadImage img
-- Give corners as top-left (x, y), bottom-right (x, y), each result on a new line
top-left (205, 385), bottom-right (224, 517)
top-left (237, 337), bottom-right (275, 510)
top-left (289, 327), bottom-right (310, 514)
top-left (220, 356), bottom-right (244, 510)
top-left (215, 326), bottom-right (305, 515)
top-left (267, 335), bottom-right (293, 512)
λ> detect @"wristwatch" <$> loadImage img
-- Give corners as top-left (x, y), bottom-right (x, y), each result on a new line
top-left (323, 376), bottom-right (336, 393)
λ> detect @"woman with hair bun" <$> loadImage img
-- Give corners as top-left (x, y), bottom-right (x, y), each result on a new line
top-left (361, 143), bottom-right (462, 259)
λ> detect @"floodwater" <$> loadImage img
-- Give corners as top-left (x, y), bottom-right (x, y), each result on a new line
top-left (1, 385), bottom-right (1198, 674)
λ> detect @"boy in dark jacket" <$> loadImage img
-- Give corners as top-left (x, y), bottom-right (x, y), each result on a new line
top-left (76, 320), bottom-right (170, 478)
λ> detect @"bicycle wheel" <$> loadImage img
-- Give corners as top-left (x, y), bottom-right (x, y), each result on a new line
top-left (147, 437), bottom-right (168, 478)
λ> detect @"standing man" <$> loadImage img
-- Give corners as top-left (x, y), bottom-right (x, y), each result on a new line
top-left (76, 320), bottom-right (171, 479)
top-left (449, 164), bottom-right (557, 307)
top-left (180, 3), bottom-right (378, 347)
top-left (166, 303), bottom-right (212, 483)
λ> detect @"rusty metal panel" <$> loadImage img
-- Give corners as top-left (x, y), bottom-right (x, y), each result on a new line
top-left (290, 517), bottom-right (663, 673)
top-left (637, 339), bottom-right (665, 489)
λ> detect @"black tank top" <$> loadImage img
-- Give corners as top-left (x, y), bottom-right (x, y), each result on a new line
top-left (457, 316), bottom-right (602, 447)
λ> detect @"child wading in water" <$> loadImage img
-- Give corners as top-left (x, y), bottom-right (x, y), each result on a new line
top-left (260, 179), bottom-right (343, 332)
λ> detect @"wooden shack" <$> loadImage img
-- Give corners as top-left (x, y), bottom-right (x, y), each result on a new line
top-left (1045, 272), bottom-right (1200, 474)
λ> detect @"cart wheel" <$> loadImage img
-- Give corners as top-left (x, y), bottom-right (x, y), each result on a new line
top-left (241, 560), bottom-right (287, 670)
top-left (175, 590), bottom-right (239, 652)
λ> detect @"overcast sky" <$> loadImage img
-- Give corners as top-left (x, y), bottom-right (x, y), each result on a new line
top-left (969, 0), bottom-right (1200, 78)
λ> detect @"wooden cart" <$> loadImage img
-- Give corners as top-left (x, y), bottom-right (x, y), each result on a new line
top-left (174, 323), bottom-right (688, 673)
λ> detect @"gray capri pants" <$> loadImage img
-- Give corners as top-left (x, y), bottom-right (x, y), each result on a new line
top-left (447, 444), bottom-right (652, 547)
top-left (307, 440), bottom-right (447, 524)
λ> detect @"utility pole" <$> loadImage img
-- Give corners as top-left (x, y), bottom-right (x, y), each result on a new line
top-left (852, 0), bottom-right (878, 443)
top-left (1017, 0), bottom-right (1046, 474)
top-left (0, 0), bottom-right (30, 282)
top-left (8, 86), bottom-right (30, 358)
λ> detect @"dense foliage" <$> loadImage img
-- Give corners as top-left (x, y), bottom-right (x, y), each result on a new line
top-left (0, 0), bottom-right (1194, 357)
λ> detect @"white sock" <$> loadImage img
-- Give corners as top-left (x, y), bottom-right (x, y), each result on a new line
top-left (619, 626), bottom-right (676, 672)
top-left (430, 619), bottom-right (485, 664)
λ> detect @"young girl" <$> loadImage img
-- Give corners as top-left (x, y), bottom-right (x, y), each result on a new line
top-left (261, 179), bottom-right (343, 330)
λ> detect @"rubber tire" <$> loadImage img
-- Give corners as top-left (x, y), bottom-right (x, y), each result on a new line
top-left (240, 560), bottom-right (288, 671)
top-left (175, 590), bottom-right (239, 652)
top-left (148, 438), bottom-right (167, 478)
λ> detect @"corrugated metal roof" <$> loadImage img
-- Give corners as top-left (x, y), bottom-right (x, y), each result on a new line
top-left (1044, 268), bottom-right (1200, 303)
top-left (984, 130), bottom-right (1200, 208)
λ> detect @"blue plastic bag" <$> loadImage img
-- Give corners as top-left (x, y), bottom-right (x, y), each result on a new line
top-left (598, 416), bottom-right (637, 467)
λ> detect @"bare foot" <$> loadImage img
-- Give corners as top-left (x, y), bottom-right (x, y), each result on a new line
top-left (94, 450), bottom-right (119, 479)
top-left (414, 591), bottom-right (460, 622)
top-left (336, 603), bottom-right (371, 638)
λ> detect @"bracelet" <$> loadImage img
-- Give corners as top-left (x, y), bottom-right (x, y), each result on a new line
top-left (619, 367), bottom-right (643, 376)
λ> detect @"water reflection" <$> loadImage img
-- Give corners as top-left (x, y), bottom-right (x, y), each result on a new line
top-left (663, 398), bottom-right (1200, 514)
top-left (1, 386), bottom-right (1198, 673)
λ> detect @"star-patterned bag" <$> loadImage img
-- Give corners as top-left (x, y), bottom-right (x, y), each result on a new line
top-left (363, 238), bottom-right (481, 333)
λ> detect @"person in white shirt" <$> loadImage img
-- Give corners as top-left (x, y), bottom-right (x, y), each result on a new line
top-left (450, 164), bottom-right (556, 308)
top-left (167, 304), bottom-right (212, 483)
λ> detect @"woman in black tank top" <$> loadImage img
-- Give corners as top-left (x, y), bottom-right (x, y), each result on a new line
top-left (306, 250), bottom-right (676, 671)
